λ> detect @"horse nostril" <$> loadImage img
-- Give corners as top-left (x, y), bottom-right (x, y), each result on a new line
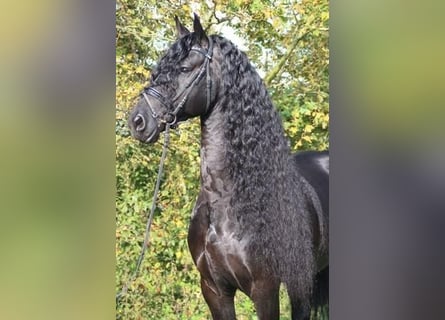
top-left (134, 114), bottom-right (146, 132)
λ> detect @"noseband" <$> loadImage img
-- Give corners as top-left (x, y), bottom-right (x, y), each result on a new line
top-left (142, 36), bottom-right (214, 127)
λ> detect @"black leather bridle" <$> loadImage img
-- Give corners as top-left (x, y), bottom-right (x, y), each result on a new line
top-left (141, 36), bottom-right (214, 127)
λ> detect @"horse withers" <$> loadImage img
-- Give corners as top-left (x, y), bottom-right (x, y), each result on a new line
top-left (128, 14), bottom-right (329, 320)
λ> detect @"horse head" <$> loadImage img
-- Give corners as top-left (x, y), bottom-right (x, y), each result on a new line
top-left (128, 14), bottom-right (220, 143)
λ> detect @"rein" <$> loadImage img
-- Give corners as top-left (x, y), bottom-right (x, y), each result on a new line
top-left (116, 124), bottom-right (171, 305)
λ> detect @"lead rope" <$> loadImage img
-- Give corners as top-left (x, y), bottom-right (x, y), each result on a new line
top-left (116, 124), bottom-right (171, 306)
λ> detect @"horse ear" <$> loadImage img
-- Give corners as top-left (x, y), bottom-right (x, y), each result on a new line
top-left (193, 13), bottom-right (208, 45)
top-left (175, 16), bottom-right (190, 39)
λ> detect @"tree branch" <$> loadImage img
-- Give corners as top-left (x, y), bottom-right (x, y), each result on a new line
top-left (264, 30), bottom-right (309, 86)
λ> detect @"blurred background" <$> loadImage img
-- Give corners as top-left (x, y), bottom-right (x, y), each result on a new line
top-left (0, 0), bottom-right (115, 319)
top-left (331, 1), bottom-right (445, 319)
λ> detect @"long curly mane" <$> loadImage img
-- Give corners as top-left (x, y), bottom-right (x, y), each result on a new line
top-left (211, 35), bottom-right (322, 305)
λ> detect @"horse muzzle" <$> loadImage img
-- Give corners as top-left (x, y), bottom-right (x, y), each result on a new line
top-left (128, 110), bottom-right (161, 143)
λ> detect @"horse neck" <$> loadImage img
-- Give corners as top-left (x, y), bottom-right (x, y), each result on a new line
top-left (199, 108), bottom-right (231, 192)
top-left (198, 109), bottom-right (234, 230)
top-left (199, 72), bottom-right (291, 208)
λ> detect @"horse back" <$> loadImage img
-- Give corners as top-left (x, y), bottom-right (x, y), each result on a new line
top-left (292, 150), bottom-right (329, 216)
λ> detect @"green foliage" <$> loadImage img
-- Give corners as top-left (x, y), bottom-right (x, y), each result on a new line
top-left (116, 0), bottom-right (328, 319)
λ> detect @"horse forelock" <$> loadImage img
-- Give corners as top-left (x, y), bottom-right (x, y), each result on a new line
top-left (149, 33), bottom-right (202, 89)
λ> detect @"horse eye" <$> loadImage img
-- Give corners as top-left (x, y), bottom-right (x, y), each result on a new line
top-left (180, 67), bottom-right (191, 73)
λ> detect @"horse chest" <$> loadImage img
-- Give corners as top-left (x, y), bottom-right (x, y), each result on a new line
top-left (188, 193), bottom-right (254, 296)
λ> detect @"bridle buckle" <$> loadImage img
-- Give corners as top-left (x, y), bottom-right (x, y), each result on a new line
top-left (163, 113), bottom-right (177, 126)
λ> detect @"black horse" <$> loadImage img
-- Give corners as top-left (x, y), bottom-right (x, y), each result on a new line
top-left (128, 14), bottom-right (329, 320)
